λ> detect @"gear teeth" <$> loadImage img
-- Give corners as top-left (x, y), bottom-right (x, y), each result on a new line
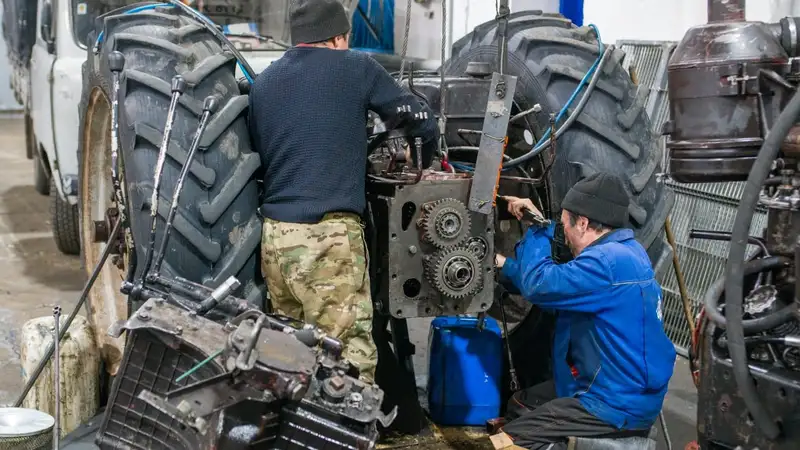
top-left (419, 198), bottom-right (471, 249)
top-left (425, 246), bottom-right (483, 299)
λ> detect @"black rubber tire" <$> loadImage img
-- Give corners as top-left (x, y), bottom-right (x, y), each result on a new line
top-left (51, 177), bottom-right (81, 255)
top-left (445, 12), bottom-right (675, 393)
top-left (79, 5), bottom-right (264, 306)
top-left (33, 149), bottom-right (50, 196)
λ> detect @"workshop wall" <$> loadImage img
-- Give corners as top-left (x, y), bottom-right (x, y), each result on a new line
top-left (395, 0), bottom-right (800, 61)
top-left (584, 0), bottom-right (800, 44)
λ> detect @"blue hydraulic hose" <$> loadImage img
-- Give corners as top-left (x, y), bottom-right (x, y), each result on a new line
top-left (451, 24), bottom-right (605, 173)
top-left (93, 2), bottom-right (254, 83)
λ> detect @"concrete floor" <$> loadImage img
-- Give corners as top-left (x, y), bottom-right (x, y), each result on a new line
top-left (0, 117), bottom-right (85, 406)
top-left (0, 116), bottom-right (698, 447)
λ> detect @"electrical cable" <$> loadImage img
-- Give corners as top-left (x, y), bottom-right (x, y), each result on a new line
top-left (503, 25), bottom-right (608, 168)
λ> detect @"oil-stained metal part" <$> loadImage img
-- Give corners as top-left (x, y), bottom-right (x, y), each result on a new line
top-left (52, 305), bottom-right (61, 450)
top-left (138, 389), bottom-right (211, 434)
top-left (466, 236), bottom-right (489, 261)
top-left (152, 95), bottom-right (220, 276)
top-left (419, 198), bottom-right (471, 248)
top-left (372, 177), bottom-right (495, 318)
top-left (141, 75), bottom-right (186, 278)
top-left (196, 276), bottom-right (241, 316)
top-left (468, 72), bottom-right (518, 214)
top-left (426, 246), bottom-right (484, 299)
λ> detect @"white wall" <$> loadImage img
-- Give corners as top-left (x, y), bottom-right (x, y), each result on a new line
top-left (396, 0), bottom-right (559, 61)
top-left (584, 0), bottom-right (800, 45)
top-left (397, 0), bottom-right (800, 61)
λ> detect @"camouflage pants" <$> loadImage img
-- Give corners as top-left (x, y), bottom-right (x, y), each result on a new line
top-left (260, 212), bottom-right (378, 382)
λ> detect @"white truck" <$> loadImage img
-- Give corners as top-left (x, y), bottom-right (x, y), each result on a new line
top-left (3, 0), bottom-right (325, 255)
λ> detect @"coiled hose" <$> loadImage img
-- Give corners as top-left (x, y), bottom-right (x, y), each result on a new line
top-left (723, 81), bottom-right (800, 440)
top-left (704, 256), bottom-right (795, 333)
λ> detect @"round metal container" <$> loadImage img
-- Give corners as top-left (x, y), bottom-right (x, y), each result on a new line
top-left (665, 21), bottom-right (790, 183)
top-left (0, 407), bottom-right (54, 450)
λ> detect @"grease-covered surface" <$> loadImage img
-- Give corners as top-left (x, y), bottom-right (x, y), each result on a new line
top-left (20, 315), bottom-right (99, 437)
top-left (0, 116), bottom-right (86, 407)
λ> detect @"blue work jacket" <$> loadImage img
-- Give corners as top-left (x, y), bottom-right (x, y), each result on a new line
top-left (501, 223), bottom-right (676, 430)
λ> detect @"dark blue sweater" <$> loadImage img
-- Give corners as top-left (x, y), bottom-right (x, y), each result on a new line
top-left (248, 47), bottom-right (439, 223)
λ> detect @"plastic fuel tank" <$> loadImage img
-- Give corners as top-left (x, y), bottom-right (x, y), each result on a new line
top-left (427, 316), bottom-right (503, 426)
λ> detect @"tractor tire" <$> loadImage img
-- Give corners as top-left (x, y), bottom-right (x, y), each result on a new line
top-left (51, 177), bottom-right (81, 255)
top-left (78, 5), bottom-right (264, 368)
top-left (446, 12), bottom-right (675, 393)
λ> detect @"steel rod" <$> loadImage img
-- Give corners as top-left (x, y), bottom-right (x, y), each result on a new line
top-left (14, 218), bottom-right (123, 407)
top-left (152, 96), bottom-right (219, 276)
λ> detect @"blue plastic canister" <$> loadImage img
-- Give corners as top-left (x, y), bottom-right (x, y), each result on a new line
top-left (427, 316), bottom-right (504, 426)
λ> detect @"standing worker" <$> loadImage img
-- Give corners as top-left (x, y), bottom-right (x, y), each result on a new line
top-left (494, 173), bottom-right (676, 449)
top-left (248, 0), bottom-right (439, 382)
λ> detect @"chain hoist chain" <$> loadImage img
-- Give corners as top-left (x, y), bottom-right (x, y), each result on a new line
top-left (439, 0), bottom-right (448, 156)
top-left (396, 0), bottom-right (413, 82)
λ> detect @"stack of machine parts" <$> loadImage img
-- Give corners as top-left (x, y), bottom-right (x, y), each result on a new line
top-left (95, 297), bottom-right (394, 450)
top-left (663, 10), bottom-right (800, 450)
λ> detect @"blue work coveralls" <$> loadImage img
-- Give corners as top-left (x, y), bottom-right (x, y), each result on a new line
top-left (500, 223), bottom-right (677, 430)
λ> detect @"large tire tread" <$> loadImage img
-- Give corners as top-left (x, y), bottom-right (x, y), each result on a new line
top-left (79, 5), bottom-right (263, 305)
top-left (448, 9), bottom-right (673, 259)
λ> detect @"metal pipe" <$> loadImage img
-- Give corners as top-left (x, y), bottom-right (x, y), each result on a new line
top-left (108, 51), bottom-right (127, 224)
top-left (52, 306), bottom-right (61, 450)
top-left (14, 218), bottom-right (123, 407)
top-left (140, 75), bottom-right (186, 279)
top-left (665, 217), bottom-right (696, 336)
top-left (152, 95), bottom-right (220, 276)
top-left (708, 0), bottom-right (745, 23)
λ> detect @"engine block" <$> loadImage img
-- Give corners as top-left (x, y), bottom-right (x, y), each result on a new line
top-left (368, 175), bottom-right (495, 319)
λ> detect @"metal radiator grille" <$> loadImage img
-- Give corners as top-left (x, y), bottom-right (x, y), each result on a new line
top-left (97, 330), bottom-right (223, 450)
top-left (615, 40), bottom-right (769, 353)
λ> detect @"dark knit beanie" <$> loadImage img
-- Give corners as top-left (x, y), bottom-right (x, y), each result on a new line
top-left (290, 0), bottom-right (352, 45)
top-left (561, 173), bottom-right (630, 228)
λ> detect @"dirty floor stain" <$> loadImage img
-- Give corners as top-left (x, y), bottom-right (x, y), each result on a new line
top-left (0, 117), bottom-right (85, 406)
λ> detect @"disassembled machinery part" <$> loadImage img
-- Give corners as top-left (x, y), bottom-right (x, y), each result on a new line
top-left (466, 236), bottom-right (489, 261)
top-left (418, 198), bottom-right (472, 248)
top-left (425, 246), bottom-right (483, 299)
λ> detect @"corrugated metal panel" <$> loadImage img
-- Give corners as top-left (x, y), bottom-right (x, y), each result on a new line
top-left (615, 39), bottom-right (769, 354)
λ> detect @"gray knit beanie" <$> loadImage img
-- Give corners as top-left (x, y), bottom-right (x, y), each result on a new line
top-left (560, 173), bottom-right (630, 228)
top-left (290, 0), bottom-right (352, 45)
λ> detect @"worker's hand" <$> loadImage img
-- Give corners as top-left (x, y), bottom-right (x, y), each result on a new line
top-left (502, 196), bottom-right (541, 221)
top-left (495, 254), bottom-right (506, 269)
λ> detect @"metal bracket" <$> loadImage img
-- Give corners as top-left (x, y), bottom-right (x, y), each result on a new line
top-left (468, 72), bottom-right (518, 215)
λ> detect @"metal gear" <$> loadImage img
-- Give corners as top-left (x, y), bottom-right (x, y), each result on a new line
top-left (425, 247), bottom-right (483, 299)
top-left (419, 198), bottom-right (471, 248)
top-left (466, 236), bottom-right (489, 261)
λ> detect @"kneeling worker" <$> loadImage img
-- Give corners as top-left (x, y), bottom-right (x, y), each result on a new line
top-left (248, 0), bottom-right (439, 383)
top-left (494, 173), bottom-right (676, 450)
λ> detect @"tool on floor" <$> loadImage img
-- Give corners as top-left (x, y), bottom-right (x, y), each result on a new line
top-left (497, 291), bottom-right (519, 392)
top-left (52, 305), bottom-right (61, 450)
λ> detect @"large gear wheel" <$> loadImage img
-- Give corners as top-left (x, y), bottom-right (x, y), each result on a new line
top-left (425, 247), bottom-right (483, 299)
top-left (419, 198), bottom-right (471, 248)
